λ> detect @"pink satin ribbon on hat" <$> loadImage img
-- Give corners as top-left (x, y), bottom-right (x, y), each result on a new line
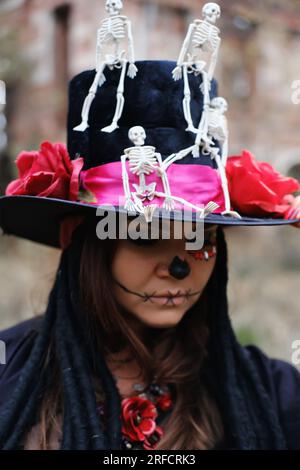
top-left (59, 161), bottom-right (225, 250)
top-left (80, 161), bottom-right (225, 211)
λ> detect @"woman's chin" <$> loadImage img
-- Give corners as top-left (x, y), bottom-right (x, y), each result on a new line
top-left (135, 307), bottom-right (188, 329)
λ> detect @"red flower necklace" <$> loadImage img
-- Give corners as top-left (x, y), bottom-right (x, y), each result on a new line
top-left (97, 381), bottom-right (173, 450)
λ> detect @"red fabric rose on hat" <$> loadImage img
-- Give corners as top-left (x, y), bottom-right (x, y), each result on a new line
top-left (226, 150), bottom-right (300, 218)
top-left (5, 141), bottom-right (84, 201)
top-left (121, 396), bottom-right (163, 450)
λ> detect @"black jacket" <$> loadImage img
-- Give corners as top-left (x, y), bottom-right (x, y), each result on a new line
top-left (0, 316), bottom-right (300, 449)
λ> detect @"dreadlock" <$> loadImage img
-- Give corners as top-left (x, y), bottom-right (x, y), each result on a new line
top-left (0, 223), bottom-right (121, 450)
top-left (206, 227), bottom-right (287, 449)
top-left (0, 221), bottom-right (288, 449)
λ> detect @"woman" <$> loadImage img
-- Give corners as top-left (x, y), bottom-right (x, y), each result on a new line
top-left (1, 214), bottom-right (300, 450)
top-left (1, 60), bottom-right (300, 450)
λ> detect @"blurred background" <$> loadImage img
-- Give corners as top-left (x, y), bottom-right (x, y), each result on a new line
top-left (0, 0), bottom-right (300, 366)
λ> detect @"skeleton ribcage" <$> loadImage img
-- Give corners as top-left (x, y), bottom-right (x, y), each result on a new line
top-left (98, 16), bottom-right (126, 43)
top-left (208, 111), bottom-right (227, 141)
top-left (127, 148), bottom-right (158, 175)
top-left (192, 21), bottom-right (220, 52)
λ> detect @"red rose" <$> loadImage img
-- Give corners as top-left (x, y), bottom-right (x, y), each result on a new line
top-left (121, 396), bottom-right (160, 448)
top-left (156, 393), bottom-right (173, 412)
top-left (226, 150), bottom-right (300, 218)
top-left (5, 141), bottom-right (84, 201)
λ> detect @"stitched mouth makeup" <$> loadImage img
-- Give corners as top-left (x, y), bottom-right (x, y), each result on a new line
top-left (114, 281), bottom-right (202, 306)
top-left (146, 292), bottom-right (190, 306)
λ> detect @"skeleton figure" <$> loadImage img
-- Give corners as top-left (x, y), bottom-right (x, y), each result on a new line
top-left (121, 126), bottom-right (175, 214)
top-left (207, 146), bottom-right (241, 218)
top-left (172, 3), bottom-right (221, 133)
top-left (191, 96), bottom-right (236, 216)
top-left (164, 128), bottom-right (241, 219)
top-left (121, 126), bottom-right (219, 222)
top-left (73, 0), bottom-right (138, 134)
top-left (193, 96), bottom-right (228, 165)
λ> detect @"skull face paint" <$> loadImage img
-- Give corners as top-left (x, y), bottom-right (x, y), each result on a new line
top-left (111, 222), bottom-right (218, 330)
top-left (186, 227), bottom-right (217, 261)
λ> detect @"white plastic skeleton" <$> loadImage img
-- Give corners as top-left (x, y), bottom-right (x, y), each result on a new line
top-left (73, 0), bottom-right (138, 134)
top-left (192, 96), bottom-right (233, 213)
top-left (172, 3), bottom-right (221, 133)
top-left (121, 126), bottom-right (172, 213)
top-left (193, 96), bottom-right (228, 165)
top-left (206, 146), bottom-right (241, 218)
top-left (163, 119), bottom-right (241, 219)
top-left (121, 126), bottom-right (219, 222)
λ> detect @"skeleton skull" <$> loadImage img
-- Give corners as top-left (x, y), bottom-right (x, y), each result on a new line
top-left (210, 97), bottom-right (228, 113)
top-left (202, 2), bottom-right (221, 24)
top-left (105, 0), bottom-right (123, 16)
top-left (128, 126), bottom-right (146, 146)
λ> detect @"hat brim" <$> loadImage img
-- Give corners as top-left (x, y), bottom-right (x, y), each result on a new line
top-left (0, 195), bottom-right (299, 248)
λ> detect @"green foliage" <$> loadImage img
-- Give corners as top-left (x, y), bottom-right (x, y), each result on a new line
top-left (234, 325), bottom-right (262, 347)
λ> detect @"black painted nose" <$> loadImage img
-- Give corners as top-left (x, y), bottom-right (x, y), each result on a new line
top-left (168, 256), bottom-right (191, 280)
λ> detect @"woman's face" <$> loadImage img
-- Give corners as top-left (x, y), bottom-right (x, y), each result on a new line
top-left (111, 221), bottom-right (217, 330)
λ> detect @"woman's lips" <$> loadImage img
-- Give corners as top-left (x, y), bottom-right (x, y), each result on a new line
top-left (149, 295), bottom-right (187, 306)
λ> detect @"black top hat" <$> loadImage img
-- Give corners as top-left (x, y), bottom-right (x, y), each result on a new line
top-left (0, 60), bottom-right (300, 248)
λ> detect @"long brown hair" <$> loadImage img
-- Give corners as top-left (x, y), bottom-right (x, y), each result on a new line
top-left (38, 218), bottom-right (224, 450)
